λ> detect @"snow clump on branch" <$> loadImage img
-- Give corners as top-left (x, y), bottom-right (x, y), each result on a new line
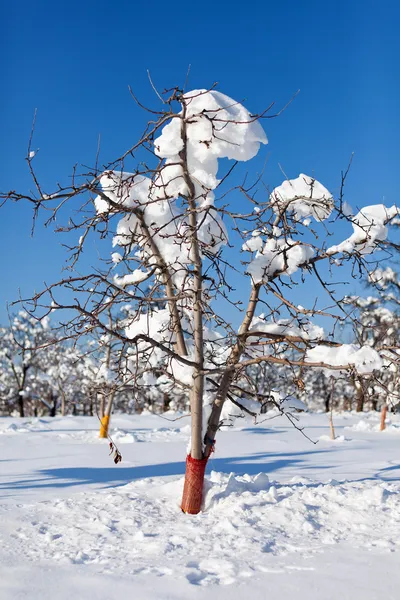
top-left (249, 316), bottom-right (325, 340)
top-left (94, 90), bottom-right (268, 281)
top-left (327, 205), bottom-right (399, 255)
top-left (243, 174), bottom-right (333, 283)
top-left (270, 173), bottom-right (334, 221)
top-left (245, 238), bottom-right (314, 284)
top-left (305, 344), bottom-right (383, 377)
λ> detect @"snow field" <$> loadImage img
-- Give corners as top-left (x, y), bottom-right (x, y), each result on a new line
top-left (0, 411), bottom-right (400, 599)
top-left (6, 471), bottom-right (400, 587)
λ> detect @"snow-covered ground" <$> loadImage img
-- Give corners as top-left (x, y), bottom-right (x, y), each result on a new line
top-left (1, 411), bottom-right (400, 599)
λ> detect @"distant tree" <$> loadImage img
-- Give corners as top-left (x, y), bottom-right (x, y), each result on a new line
top-left (0, 311), bottom-right (54, 416)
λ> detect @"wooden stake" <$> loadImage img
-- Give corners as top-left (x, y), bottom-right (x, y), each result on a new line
top-left (380, 405), bottom-right (388, 431)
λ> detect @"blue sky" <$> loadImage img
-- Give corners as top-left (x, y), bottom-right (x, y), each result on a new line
top-left (1, 0), bottom-right (399, 326)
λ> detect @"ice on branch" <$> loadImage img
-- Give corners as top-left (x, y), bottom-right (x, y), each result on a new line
top-left (305, 344), bottom-right (383, 376)
top-left (270, 174), bottom-right (333, 221)
top-left (327, 204), bottom-right (399, 256)
top-left (245, 238), bottom-right (314, 283)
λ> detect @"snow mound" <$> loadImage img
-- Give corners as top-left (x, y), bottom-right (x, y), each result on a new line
top-left (0, 419), bottom-right (51, 434)
top-left (347, 419), bottom-right (400, 434)
top-left (347, 419), bottom-right (377, 432)
top-left (318, 435), bottom-right (350, 443)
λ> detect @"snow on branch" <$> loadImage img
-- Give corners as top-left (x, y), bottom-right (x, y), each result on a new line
top-left (248, 315), bottom-right (325, 341)
top-left (245, 238), bottom-right (314, 284)
top-left (92, 90), bottom-right (268, 294)
top-left (327, 204), bottom-right (399, 255)
top-left (368, 266), bottom-right (398, 288)
top-left (270, 173), bottom-right (333, 221)
top-left (305, 344), bottom-right (383, 376)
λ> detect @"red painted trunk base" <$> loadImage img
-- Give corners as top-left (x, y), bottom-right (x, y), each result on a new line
top-left (181, 454), bottom-right (208, 514)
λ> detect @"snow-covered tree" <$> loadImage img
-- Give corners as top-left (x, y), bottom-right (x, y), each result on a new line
top-left (0, 311), bottom-right (54, 416)
top-left (2, 84), bottom-right (399, 513)
top-left (343, 281), bottom-right (400, 426)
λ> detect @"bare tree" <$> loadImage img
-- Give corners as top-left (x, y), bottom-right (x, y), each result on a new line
top-left (2, 82), bottom-right (399, 513)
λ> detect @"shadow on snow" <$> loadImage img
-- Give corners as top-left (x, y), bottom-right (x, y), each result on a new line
top-left (0, 450), bottom-right (335, 493)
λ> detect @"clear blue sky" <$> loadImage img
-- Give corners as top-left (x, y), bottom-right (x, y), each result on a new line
top-left (1, 0), bottom-right (399, 325)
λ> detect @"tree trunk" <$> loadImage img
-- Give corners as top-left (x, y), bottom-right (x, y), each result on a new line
top-left (380, 405), bottom-right (388, 431)
top-left (356, 389), bottom-right (364, 412)
top-left (163, 392), bottom-right (170, 412)
top-left (343, 395), bottom-right (351, 412)
top-left (181, 454), bottom-right (208, 514)
top-left (99, 394), bottom-right (105, 419)
top-left (179, 104), bottom-right (206, 514)
top-left (181, 287), bottom-right (261, 514)
top-left (353, 376), bottom-right (364, 412)
top-left (204, 286), bottom-right (261, 458)
top-left (18, 391), bottom-right (24, 418)
top-left (49, 391), bottom-right (57, 417)
top-left (17, 365), bottom-right (30, 418)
